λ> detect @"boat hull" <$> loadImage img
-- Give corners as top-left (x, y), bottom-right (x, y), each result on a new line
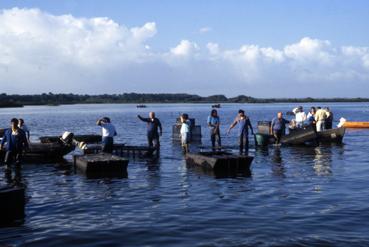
top-left (0, 142), bottom-right (75, 163)
top-left (317, 127), bottom-right (345, 144)
top-left (0, 186), bottom-right (25, 224)
top-left (281, 126), bottom-right (318, 146)
top-left (185, 151), bottom-right (253, 177)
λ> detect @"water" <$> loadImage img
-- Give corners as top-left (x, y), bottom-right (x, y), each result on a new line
top-left (1, 103), bottom-right (369, 246)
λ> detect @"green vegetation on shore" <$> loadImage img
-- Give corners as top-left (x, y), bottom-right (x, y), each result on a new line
top-left (1, 93), bottom-right (369, 107)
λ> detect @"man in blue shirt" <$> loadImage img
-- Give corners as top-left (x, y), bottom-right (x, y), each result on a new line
top-left (271, 112), bottom-right (290, 144)
top-left (207, 109), bottom-right (221, 150)
top-left (0, 118), bottom-right (29, 166)
top-left (227, 109), bottom-right (254, 155)
top-left (138, 112), bottom-right (162, 149)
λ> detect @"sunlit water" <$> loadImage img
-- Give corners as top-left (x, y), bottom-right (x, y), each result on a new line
top-left (1, 103), bottom-right (369, 246)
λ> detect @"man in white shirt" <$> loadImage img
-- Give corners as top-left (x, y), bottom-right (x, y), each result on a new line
top-left (295, 106), bottom-right (307, 128)
top-left (96, 117), bottom-right (117, 153)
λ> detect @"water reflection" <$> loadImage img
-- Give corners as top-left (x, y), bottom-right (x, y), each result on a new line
top-left (271, 148), bottom-right (286, 178)
top-left (313, 146), bottom-right (333, 176)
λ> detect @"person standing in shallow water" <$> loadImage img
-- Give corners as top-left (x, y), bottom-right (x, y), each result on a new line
top-left (271, 112), bottom-right (290, 144)
top-left (96, 117), bottom-right (117, 153)
top-left (180, 113), bottom-right (191, 154)
top-left (137, 112), bottom-right (163, 149)
top-left (207, 109), bottom-right (221, 150)
top-left (227, 109), bottom-right (254, 155)
top-left (0, 118), bottom-right (29, 168)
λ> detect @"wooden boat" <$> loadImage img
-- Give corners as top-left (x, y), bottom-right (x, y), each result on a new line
top-left (40, 134), bottom-right (102, 144)
top-left (185, 151), bottom-right (253, 177)
top-left (343, 121), bottom-right (369, 128)
top-left (281, 125), bottom-right (318, 146)
top-left (317, 127), bottom-right (345, 144)
top-left (0, 142), bottom-right (75, 163)
top-left (0, 185), bottom-right (25, 224)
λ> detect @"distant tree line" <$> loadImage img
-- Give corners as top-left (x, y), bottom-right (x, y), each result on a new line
top-left (1, 92), bottom-right (369, 107)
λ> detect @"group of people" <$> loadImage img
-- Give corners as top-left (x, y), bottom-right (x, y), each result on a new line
top-left (95, 109), bottom-right (255, 155)
top-left (270, 106), bottom-right (334, 144)
top-left (1, 106), bottom-right (335, 167)
top-left (291, 106), bottom-right (334, 132)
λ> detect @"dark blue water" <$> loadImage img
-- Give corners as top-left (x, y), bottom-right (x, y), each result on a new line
top-left (1, 103), bottom-right (369, 246)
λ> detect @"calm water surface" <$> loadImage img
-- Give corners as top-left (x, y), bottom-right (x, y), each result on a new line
top-left (1, 103), bottom-right (369, 246)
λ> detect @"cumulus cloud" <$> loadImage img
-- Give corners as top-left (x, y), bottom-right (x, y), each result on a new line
top-left (0, 8), bottom-right (369, 97)
top-left (170, 40), bottom-right (199, 57)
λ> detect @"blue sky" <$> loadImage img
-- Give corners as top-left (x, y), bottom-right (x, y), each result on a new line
top-left (0, 1), bottom-right (369, 97)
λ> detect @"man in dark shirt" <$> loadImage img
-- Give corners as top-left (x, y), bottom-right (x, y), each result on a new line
top-left (227, 109), bottom-right (254, 154)
top-left (0, 118), bottom-right (29, 166)
top-left (138, 112), bottom-right (163, 148)
top-left (271, 112), bottom-right (290, 144)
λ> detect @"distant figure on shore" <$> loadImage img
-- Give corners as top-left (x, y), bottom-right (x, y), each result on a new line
top-left (0, 118), bottom-right (29, 167)
top-left (138, 112), bottom-right (162, 149)
top-left (18, 118), bottom-right (30, 142)
top-left (271, 112), bottom-right (289, 144)
top-left (207, 109), bottom-right (221, 150)
top-left (315, 107), bottom-right (328, 132)
top-left (325, 107), bottom-right (333, 130)
top-left (96, 117), bottom-right (117, 153)
top-left (180, 113), bottom-right (191, 154)
top-left (227, 109), bottom-right (254, 155)
top-left (294, 106), bottom-right (307, 128)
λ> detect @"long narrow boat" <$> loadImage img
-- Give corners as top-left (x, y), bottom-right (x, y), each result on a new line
top-left (343, 122), bottom-right (369, 128)
top-left (0, 142), bottom-right (75, 163)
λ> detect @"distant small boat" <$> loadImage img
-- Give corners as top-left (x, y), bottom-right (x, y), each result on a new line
top-left (136, 104), bottom-right (147, 108)
top-left (343, 121), bottom-right (369, 128)
top-left (211, 104), bottom-right (221, 108)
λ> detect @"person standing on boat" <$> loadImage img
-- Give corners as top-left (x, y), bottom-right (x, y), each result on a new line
top-left (314, 107), bottom-right (327, 132)
top-left (96, 117), bottom-right (117, 153)
top-left (180, 113), bottom-right (191, 154)
top-left (18, 118), bottom-right (30, 142)
top-left (137, 112), bottom-right (163, 149)
top-left (207, 109), bottom-right (221, 150)
top-left (271, 112), bottom-right (290, 144)
top-left (0, 118), bottom-right (29, 167)
top-left (227, 109), bottom-right (254, 155)
top-left (325, 107), bottom-right (333, 130)
top-left (307, 107), bottom-right (316, 127)
top-left (294, 106), bottom-right (307, 128)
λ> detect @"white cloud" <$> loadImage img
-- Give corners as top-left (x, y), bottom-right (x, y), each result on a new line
top-left (0, 8), bottom-right (369, 97)
top-left (199, 27), bottom-right (211, 33)
top-left (170, 40), bottom-right (199, 57)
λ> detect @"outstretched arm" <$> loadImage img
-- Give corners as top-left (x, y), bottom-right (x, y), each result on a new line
top-left (137, 115), bottom-right (149, 122)
top-left (227, 118), bottom-right (238, 134)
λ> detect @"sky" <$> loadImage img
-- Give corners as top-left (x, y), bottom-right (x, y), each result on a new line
top-left (0, 0), bottom-right (369, 97)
